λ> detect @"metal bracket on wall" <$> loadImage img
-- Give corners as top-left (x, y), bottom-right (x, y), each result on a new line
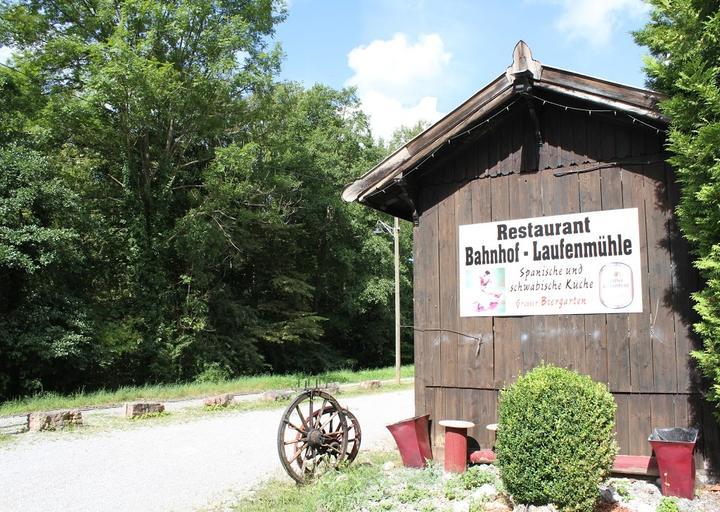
top-left (395, 177), bottom-right (419, 226)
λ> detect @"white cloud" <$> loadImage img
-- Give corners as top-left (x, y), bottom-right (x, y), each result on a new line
top-left (0, 46), bottom-right (12, 64)
top-left (554, 0), bottom-right (649, 47)
top-left (346, 33), bottom-right (450, 141)
top-left (361, 91), bottom-right (441, 144)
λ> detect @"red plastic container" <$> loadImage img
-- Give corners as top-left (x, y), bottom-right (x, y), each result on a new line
top-left (440, 420), bottom-right (474, 473)
top-left (386, 414), bottom-right (433, 468)
top-left (649, 427), bottom-right (698, 499)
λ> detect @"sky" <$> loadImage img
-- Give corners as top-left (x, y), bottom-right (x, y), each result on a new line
top-left (0, 0), bottom-right (652, 142)
top-left (275, 0), bottom-right (652, 140)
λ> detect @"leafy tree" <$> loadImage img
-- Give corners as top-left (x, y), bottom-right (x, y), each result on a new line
top-left (221, 83), bottom-right (415, 372)
top-left (0, 145), bottom-right (91, 399)
top-left (635, 1), bottom-right (720, 414)
top-left (0, 0), bottom-right (289, 389)
top-left (0, 0), bottom-right (417, 399)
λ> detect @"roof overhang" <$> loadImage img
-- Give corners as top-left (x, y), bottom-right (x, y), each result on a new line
top-left (342, 41), bottom-right (668, 209)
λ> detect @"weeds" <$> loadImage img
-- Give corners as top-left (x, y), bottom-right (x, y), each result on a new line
top-left (656, 497), bottom-right (680, 512)
top-left (0, 365), bottom-right (414, 417)
top-left (611, 478), bottom-right (632, 501)
top-left (397, 484), bottom-right (431, 503)
top-left (129, 411), bottom-right (169, 421)
top-left (224, 452), bottom-right (398, 512)
top-left (445, 465), bottom-right (500, 500)
top-left (227, 455), bottom-right (506, 512)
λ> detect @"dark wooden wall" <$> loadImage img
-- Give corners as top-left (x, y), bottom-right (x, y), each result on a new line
top-left (411, 98), bottom-right (719, 468)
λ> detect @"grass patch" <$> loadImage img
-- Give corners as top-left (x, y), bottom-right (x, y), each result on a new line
top-left (0, 365), bottom-right (414, 417)
top-left (226, 453), bottom-right (506, 512)
top-left (610, 478), bottom-right (632, 500)
top-left (226, 452), bottom-right (399, 512)
top-left (0, 433), bottom-right (17, 446)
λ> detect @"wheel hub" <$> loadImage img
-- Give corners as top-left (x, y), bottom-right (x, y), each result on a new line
top-left (307, 429), bottom-right (324, 448)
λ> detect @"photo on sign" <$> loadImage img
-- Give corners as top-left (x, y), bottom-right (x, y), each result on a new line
top-left (462, 267), bottom-right (506, 314)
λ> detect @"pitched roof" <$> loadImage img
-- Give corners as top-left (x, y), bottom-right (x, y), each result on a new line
top-left (342, 41), bottom-right (667, 214)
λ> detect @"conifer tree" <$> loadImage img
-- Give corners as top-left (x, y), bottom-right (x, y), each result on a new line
top-left (635, 1), bottom-right (720, 413)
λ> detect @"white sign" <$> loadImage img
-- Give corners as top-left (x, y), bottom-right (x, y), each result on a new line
top-left (459, 208), bottom-right (643, 317)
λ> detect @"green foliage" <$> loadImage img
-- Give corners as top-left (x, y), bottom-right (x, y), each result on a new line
top-left (495, 365), bottom-right (618, 512)
top-left (398, 484), bottom-right (430, 503)
top-left (457, 465), bottom-right (499, 488)
top-left (611, 479), bottom-right (632, 501)
top-left (193, 362), bottom-right (232, 384)
top-left (635, 1), bottom-right (720, 416)
top-left (445, 465), bottom-right (500, 499)
top-left (657, 496), bottom-right (680, 512)
top-left (0, 0), bottom-right (416, 400)
top-left (0, 364), bottom-right (414, 416)
top-left (0, 144), bottom-right (92, 399)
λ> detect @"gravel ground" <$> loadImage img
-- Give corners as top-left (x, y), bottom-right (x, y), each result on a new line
top-left (0, 388), bottom-right (414, 512)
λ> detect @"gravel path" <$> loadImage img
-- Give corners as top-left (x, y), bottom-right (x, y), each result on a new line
top-left (0, 389), bottom-right (414, 512)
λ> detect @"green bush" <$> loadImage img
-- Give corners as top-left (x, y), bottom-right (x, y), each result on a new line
top-left (495, 365), bottom-right (618, 512)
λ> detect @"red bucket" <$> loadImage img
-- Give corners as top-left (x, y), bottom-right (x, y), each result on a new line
top-left (386, 414), bottom-right (433, 468)
top-left (649, 427), bottom-right (698, 500)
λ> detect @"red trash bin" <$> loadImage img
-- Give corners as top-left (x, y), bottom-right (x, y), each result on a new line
top-left (648, 427), bottom-right (698, 500)
top-left (386, 414), bottom-right (433, 468)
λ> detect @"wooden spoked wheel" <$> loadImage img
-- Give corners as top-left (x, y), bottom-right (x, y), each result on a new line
top-left (277, 390), bottom-right (349, 484)
top-left (343, 407), bottom-right (361, 464)
top-left (310, 405), bottom-right (362, 463)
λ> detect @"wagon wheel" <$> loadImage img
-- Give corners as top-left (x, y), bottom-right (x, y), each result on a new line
top-left (343, 407), bottom-right (362, 464)
top-left (277, 390), bottom-right (348, 484)
top-left (310, 405), bottom-right (361, 464)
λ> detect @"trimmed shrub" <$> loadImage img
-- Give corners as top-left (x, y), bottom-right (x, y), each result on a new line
top-left (495, 365), bottom-right (618, 512)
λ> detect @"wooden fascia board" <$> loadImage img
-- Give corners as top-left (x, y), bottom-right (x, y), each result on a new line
top-left (536, 82), bottom-right (668, 122)
top-left (341, 147), bottom-right (410, 202)
top-left (405, 74), bottom-right (511, 155)
top-left (354, 84), bottom-right (515, 203)
top-left (342, 73), bottom-right (513, 203)
top-left (538, 67), bottom-right (667, 121)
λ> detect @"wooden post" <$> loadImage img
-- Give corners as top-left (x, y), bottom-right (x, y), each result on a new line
top-left (394, 216), bottom-right (401, 385)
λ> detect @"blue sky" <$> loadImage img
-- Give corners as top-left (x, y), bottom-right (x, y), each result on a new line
top-left (0, 0), bottom-right (652, 142)
top-left (275, 0), bottom-right (652, 140)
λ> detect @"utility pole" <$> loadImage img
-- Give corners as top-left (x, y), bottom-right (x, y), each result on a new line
top-left (394, 216), bottom-right (401, 385)
top-left (374, 219), bottom-right (401, 385)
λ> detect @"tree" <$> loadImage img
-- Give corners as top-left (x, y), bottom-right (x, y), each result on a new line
top-left (0, 0), bottom-right (288, 390)
top-left (0, 0), bottom-right (416, 398)
top-left (0, 145), bottom-right (91, 399)
top-left (635, 1), bottom-right (720, 414)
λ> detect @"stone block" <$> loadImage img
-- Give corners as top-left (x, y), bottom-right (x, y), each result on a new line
top-left (262, 390), bottom-right (293, 401)
top-left (360, 379), bottom-right (382, 390)
top-left (27, 409), bottom-right (83, 432)
top-left (203, 393), bottom-right (234, 408)
top-left (323, 382), bottom-right (340, 394)
top-left (124, 402), bottom-right (165, 418)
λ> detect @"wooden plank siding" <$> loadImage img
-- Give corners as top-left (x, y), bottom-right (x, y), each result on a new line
top-left (412, 103), bottom-right (715, 465)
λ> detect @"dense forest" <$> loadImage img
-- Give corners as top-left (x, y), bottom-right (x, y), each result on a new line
top-left (0, 0), bottom-right (415, 401)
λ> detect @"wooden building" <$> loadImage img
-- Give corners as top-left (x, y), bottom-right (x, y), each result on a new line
top-left (343, 42), bottom-right (719, 470)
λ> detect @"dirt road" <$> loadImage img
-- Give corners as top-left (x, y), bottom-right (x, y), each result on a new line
top-left (0, 389), bottom-right (414, 512)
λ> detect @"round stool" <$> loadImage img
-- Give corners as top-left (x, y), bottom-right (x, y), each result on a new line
top-left (439, 420), bottom-right (475, 473)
